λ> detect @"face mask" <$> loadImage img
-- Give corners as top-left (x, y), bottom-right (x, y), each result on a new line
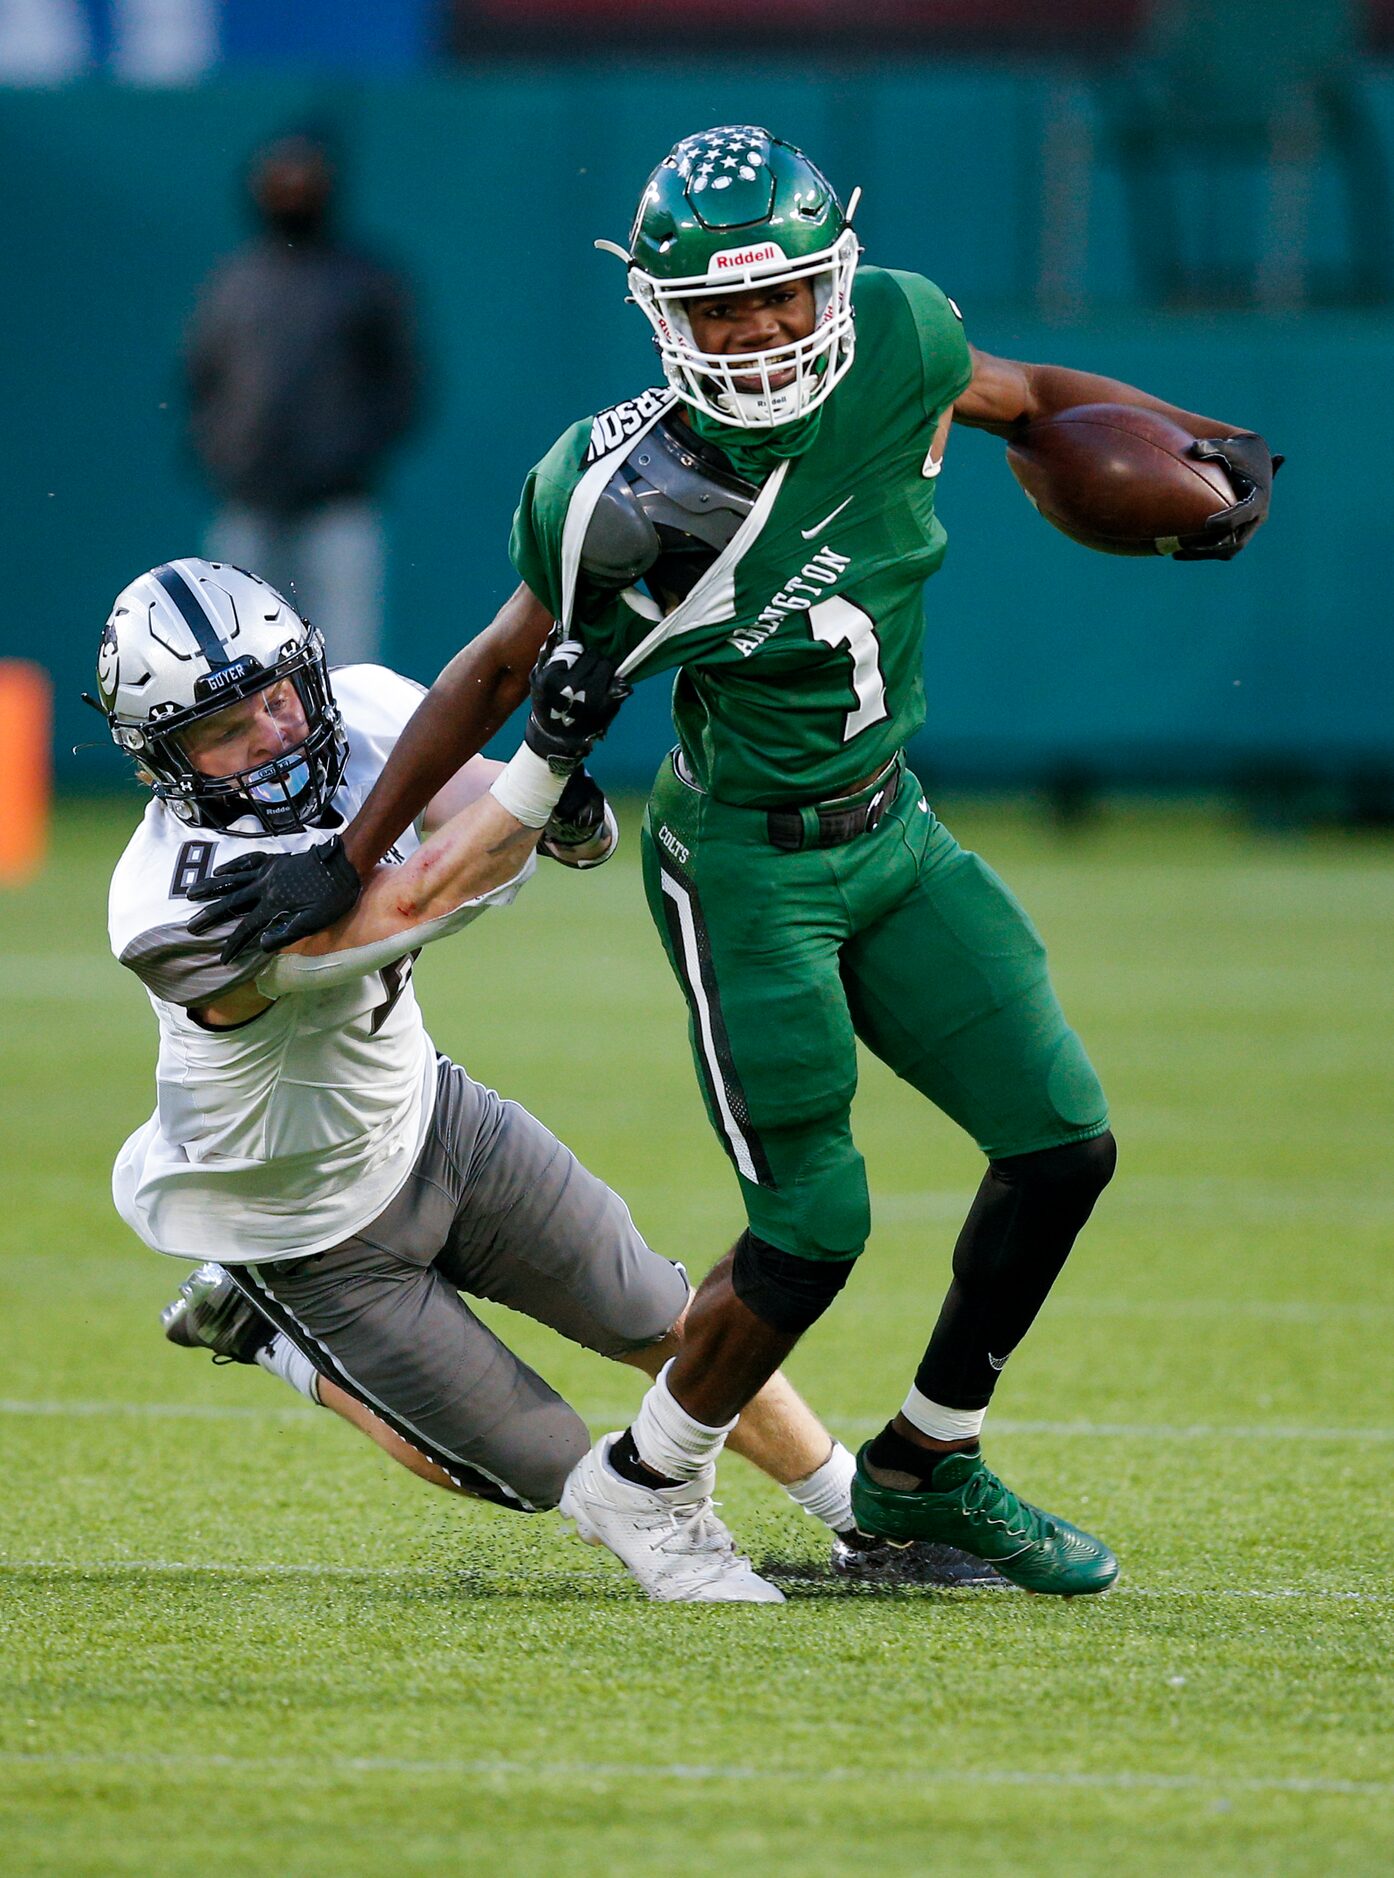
top-left (248, 754), bottom-right (311, 807)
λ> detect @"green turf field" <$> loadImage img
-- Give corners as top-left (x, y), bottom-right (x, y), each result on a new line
top-left (1, 794), bottom-right (1390, 1877)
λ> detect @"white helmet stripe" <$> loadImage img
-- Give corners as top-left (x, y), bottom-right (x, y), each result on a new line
top-left (151, 563), bottom-right (230, 668)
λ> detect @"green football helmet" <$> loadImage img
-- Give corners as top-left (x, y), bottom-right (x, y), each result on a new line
top-left (598, 126), bottom-right (861, 430)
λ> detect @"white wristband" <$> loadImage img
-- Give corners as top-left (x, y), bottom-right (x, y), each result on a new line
top-left (488, 744), bottom-right (573, 828)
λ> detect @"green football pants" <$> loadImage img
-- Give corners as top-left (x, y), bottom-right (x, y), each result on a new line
top-left (640, 752), bottom-right (1109, 1263)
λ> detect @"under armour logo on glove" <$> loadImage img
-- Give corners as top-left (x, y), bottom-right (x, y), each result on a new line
top-left (524, 632), bottom-right (631, 767)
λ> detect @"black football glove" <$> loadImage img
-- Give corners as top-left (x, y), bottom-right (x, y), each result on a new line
top-left (185, 834), bottom-right (363, 963)
top-left (1173, 434), bottom-right (1283, 561)
top-left (544, 764), bottom-right (607, 847)
top-left (540, 765), bottom-right (617, 868)
top-left (524, 631), bottom-right (631, 768)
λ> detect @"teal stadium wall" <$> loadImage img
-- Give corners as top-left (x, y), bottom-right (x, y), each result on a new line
top-left (4, 67), bottom-right (1392, 792)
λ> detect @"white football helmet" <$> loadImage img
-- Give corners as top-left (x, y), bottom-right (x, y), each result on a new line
top-left (96, 558), bottom-right (346, 836)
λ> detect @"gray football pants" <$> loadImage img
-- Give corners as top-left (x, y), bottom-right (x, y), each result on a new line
top-left (228, 1059), bottom-right (688, 1512)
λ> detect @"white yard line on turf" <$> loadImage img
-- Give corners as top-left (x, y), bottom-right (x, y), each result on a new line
top-left (0, 1750), bottom-right (1387, 1798)
top-left (0, 1562), bottom-right (1388, 1601)
top-left (4, 1399), bottom-right (1393, 1443)
top-left (833, 1417), bottom-right (1394, 1442)
top-left (0, 1398), bottom-right (313, 1419)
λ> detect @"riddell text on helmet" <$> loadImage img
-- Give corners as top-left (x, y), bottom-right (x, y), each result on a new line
top-left (707, 242), bottom-right (786, 277)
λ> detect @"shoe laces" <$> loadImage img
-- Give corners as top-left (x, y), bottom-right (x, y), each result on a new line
top-left (647, 1495), bottom-right (751, 1586)
top-left (957, 1463), bottom-right (1052, 1543)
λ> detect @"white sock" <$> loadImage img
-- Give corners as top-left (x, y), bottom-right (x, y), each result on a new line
top-left (255, 1332), bottom-right (321, 1405)
top-left (630, 1360), bottom-right (734, 1482)
top-left (900, 1385), bottom-right (986, 1443)
top-left (785, 1440), bottom-right (856, 1533)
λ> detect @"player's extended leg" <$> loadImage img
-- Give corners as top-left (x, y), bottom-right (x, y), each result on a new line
top-left (626, 770), bottom-right (871, 1414)
top-left (563, 759), bottom-right (1006, 1590)
top-left (432, 1082), bottom-right (862, 1599)
top-left (162, 1257), bottom-right (844, 1519)
top-left (838, 811), bottom-right (1119, 1591)
top-left (160, 1260), bottom-right (468, 1493)
top-left (233, 1249), bottom-right (595, 1512)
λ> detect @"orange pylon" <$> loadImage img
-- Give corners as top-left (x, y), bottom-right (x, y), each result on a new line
top-left (0, 660), bottom-right (52, 884)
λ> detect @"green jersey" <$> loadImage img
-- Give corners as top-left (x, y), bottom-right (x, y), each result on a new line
top-left (510, 266), bottom-right (971, 807)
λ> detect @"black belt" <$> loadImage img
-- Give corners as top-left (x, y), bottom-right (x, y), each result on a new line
top-left (765, 758), bottom-right (902, 853)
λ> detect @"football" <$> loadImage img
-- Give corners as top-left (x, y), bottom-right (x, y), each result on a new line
top-left (1006, 403), bottom-right (1235, 556)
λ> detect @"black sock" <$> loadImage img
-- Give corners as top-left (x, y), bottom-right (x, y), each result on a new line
top-left (607, 1427), bottom-right (682, 1491)
top-left (865, 1424), bottom-right (979, 1491)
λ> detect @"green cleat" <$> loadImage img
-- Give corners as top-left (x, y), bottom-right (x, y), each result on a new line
top-left (850, 1444), bottom-right (1118, 1597)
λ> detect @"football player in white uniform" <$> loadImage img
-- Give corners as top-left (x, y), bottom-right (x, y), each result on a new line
top-left (102, 558), bottom-right (994, 1599)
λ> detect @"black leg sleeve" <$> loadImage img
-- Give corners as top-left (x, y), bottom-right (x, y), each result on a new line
top-left (914, 1130), bottom-right (1116, 1412)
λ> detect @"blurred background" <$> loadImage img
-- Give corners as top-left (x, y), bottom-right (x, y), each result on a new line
top-left (2, 0), bottom-right (1393, 836)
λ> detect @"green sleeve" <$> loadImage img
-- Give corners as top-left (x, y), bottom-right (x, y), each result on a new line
top-left (509, 421), bottom-right (592, 620)
top-left (508, 468), bottom-right (560, 618)
top-left (885, 270), bottom-right (973, 420)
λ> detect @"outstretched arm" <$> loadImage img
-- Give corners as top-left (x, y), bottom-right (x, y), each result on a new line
top-left (341, 581), bottom-right (553, 878)
top-left (952, 346), bottom-right (1232, 441)
top-left (186, 583), bottom-right (557, 958)
top-left (952, 346), bottom-right (1279, 560)
top-left (193, 636), bottom-right (629, 1025)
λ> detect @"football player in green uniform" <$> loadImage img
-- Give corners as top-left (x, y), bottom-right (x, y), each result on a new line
top-left (190, 127), bottom-right (1277, 1602)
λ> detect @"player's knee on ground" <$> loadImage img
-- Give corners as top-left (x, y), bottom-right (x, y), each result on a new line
top-left (731, 1230), bottom-right (858, 1334)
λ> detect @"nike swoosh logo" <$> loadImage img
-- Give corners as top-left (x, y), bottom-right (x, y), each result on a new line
top-left (800, 496), bottom-right (854, 539)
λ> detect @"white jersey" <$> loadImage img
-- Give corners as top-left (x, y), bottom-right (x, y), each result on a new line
top-left (109, 665), bottom-right (528, 1264)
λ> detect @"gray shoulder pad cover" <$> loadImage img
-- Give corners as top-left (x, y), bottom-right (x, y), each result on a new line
top-left (582, 479), bottom-right (662, 588)
top-left (579, 415), bottom-right (758, 594)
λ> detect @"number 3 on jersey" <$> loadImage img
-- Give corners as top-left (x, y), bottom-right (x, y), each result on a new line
top-left (809, 596), bottom-right (888, 742)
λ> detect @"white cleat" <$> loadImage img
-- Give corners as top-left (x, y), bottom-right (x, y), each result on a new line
top-left (559, 1434), bottom-right (785, 1604)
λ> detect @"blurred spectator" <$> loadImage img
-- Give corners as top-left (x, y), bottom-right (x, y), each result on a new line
top-left (185, 133), bottom-right (422, 665)
top-left (1108, 0), bottom-right (1394, 307)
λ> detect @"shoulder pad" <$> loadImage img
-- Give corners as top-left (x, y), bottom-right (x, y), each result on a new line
top-left (578, 412), bottom-right (759, 605)
top-left (581, 479), bottom-right (661, 588)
